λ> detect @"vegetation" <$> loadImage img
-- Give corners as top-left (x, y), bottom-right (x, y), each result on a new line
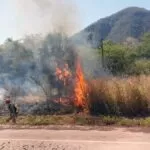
top-left (0, 115), bottom-right (150, 127)
top-left (74, 32), bottom-right (150, 116)
top-left (99, 33), bottom-right (150, 75)
top-left (1, 25), bottom-right (150, 121)
top-left (0, 34), bottom-right (77, 107)
top-left (87, 75), bottom-right (150, 116)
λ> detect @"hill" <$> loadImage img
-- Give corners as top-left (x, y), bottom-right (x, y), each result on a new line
top-left (73, 7), bottom-right (150, 47)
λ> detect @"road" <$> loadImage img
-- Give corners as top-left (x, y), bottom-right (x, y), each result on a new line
top-left (0, 127), bottom-right (149, 149)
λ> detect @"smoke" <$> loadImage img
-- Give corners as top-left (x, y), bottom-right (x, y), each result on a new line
top-left (11, 0), bottom-right (109, 80)
top-left (12, 0), bottom-right (79, 37)
top-left (76, 46), bottom-right (110, 78)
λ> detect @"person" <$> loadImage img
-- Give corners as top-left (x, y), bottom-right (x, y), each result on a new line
top-left (5, 96), bottom-right (18, 124)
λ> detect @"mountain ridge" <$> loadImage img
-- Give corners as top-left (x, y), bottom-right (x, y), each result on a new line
top-left (74, 7), bottom-right (150, 47)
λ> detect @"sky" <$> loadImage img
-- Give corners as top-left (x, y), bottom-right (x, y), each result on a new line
top-left (0, 0), bottom-right (150, 43)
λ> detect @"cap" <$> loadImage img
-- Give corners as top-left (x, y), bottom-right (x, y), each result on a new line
top-left (5, 100), bottom-right (10, 104)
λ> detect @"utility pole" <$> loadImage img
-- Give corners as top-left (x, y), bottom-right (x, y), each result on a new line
top-left (100, 38), bottom-right (104, 68)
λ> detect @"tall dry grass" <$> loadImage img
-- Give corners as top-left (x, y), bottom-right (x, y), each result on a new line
top-left (87, 75), bottom-right (150, 116)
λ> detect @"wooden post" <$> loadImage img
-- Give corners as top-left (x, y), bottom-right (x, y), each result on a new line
top-left (100, 38), bottom-right (104, 68)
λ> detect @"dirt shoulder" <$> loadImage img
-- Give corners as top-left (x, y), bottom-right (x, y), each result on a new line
top-left (0, 125), bottom-right (150, 134)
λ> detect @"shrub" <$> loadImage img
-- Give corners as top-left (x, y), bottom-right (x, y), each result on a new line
top-left (87, 80), bottom-right (113, 115)
top-left (87, 76), bottom-right (150, 117)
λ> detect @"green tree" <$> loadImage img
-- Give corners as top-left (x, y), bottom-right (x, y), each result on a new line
top-left (130, 59), bottom-right (150, 75)
top-left (137, 33), bottom-right (150, 58)
top-left (99, 41), bottom-right (136, 75)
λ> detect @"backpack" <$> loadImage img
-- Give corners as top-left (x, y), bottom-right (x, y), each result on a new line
top-left (8, 104), bottom-right (18, 115)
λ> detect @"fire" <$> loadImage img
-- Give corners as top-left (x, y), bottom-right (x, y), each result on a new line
top-left (74, 59), bottom-right (88, 108)
top-left (55, 59), bottom-right (88, 111)
top-left (55, 63), bottom-right (72, 86)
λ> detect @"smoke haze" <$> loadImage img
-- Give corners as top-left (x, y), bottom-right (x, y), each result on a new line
top-left (12, 0), bottom-right (79, 37)
top-left (10, 0), bottom-right (108, 79)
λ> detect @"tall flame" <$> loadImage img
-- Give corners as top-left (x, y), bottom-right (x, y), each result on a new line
top-left (55, 59), bottom-right (88, 111)
top-left (74, 59), bottom-right (87, 108)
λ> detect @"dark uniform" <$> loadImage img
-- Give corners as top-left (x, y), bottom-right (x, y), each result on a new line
top-left (5, 97), bottom-right (18, 124)
top-left (7, 103), bottom-right (17, 123)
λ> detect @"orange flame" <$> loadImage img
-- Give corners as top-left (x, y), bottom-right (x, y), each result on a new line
top-left (74, 59), bottom-right (87, 108)
top-left (55, 63), bottom-right (72, 86)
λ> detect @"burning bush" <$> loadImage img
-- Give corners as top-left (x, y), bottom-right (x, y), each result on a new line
top-left (29, 34), bottom-right (78, 109)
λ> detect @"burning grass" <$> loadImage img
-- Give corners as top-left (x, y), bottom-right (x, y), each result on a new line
top-left (54, 58), bottom-right (150, 117)
top-left (6, 59), bottom-right (150, 118)
top-left (2, 72), bottom-right (150, 127)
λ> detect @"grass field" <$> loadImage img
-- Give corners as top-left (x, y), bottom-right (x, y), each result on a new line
top-left (1, 115), bottom-right (150, 127)
top-left (1, 76), bottom-right (150, 127)
top-left (87, 75), bottom-right (150, 116)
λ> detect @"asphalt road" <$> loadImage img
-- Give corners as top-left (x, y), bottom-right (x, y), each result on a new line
top-left (0, 127), bottom-right (150, 149)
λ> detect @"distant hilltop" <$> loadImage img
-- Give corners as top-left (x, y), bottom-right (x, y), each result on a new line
top-left (73, 7), bottom-right (150, 47)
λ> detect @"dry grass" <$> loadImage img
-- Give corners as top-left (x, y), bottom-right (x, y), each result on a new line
top-left (87, 75), bottom-right (150, 116)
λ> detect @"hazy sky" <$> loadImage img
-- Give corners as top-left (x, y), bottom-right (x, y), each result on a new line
top-left (0, 0), bottom-right (150, 43)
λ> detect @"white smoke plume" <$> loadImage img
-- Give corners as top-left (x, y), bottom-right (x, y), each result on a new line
top-left (12, 0), bottom-right (79, 37)
top-left (10, 0), bottom-right (109, 79)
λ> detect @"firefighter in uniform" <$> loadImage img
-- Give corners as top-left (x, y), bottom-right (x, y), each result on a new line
top-left (5, 96), bottom-right (18, 124)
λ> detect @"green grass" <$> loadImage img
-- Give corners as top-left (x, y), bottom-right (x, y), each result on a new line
top-left (1, 115), bottom-right (150, 127)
